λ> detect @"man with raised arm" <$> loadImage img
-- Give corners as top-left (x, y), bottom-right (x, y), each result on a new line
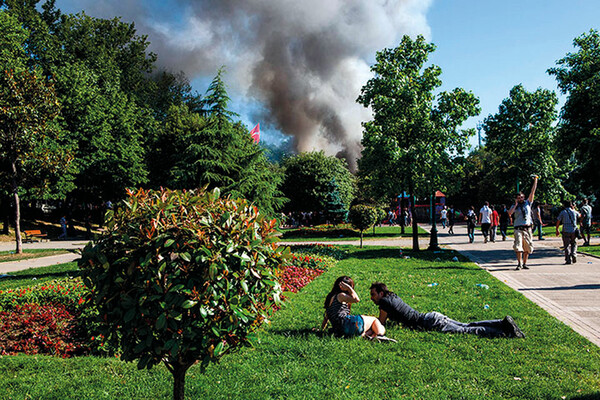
top-left (508, 176), bottom-right (538, 270)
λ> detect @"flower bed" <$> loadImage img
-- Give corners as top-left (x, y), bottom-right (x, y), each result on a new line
top-left (280, 225), bottom-right (357, 239)
top-left (287, 243), bottom-right (349, 260)
top-left (0, 279), bottom-right (88, 312)
top-left (0, 303), bottom-right (89, 357)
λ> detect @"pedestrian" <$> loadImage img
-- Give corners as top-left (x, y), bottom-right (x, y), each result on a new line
top-left (490, 205), bottom-right (499, 243)
top-left (499, 204), bottom-right (511, 241)
top-left (369, 282), bottom-right (525, 338)
top-left (508, 175), bottom-right (538, 270)
top-left (448, 205), bottom-right (455, 235)
top-left (479, 201), bottom-right (492, 243)
top-left (531, 201), bottom-right (545, 240)
top-left (556, 200), bottom-right (581, 264)
top-left (58, 215), bottom-right (67, 239)
top-left (466, 206), bottom-right (477, 243)
top-left (321, 276), bottom-right (396, 342)
top-left (580, 198), bottom-right (593, 246)
top-left (440, 206), bottom-right (447, 229)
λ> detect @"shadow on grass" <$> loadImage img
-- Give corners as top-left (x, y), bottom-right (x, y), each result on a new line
top-left (570, 394), bottom-right (600, 400)
top-left (346, 248), bottom-right (402, 260)
top-left (415, 265), bottom-right (476, 271)
top-left (269, 328), bottom-right (333, 339)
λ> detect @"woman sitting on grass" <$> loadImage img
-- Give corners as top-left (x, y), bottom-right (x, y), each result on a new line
top-left (321, 276), bottom-right (395, 342)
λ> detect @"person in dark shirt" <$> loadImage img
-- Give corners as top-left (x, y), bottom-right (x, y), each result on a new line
top-left (369, 282), bottom-right (525, 338)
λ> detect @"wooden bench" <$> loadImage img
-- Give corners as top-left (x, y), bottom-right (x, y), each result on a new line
top-left (23, 230), bottom-right (48, 243)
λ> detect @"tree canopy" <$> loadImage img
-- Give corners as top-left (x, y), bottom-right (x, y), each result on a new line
top-left (357, 35), bottom-right (480, 249)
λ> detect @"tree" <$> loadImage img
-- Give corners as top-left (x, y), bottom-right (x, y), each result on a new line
top-left (80, 187), bottom-right (286, 400)
top-left (158, 71), bottom-right (286, 216)
top-left (324, 178), bottom-right (348, 225)
top-left (282, 151), bottom-right (356, 214)
top-left (348, 205), bottom-right (378, 248)
top-left (548, 29), bottom-right (600, 197)
top-left (0, 11), bottom-right (73, 253)
top-left (357, 35), bottom-right (480, 250)
top-left (482, 84), bottom-right (567, 204)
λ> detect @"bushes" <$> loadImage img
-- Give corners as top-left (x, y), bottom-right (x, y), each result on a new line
top-left (79, 187), bottom-right (287, 399)
top-left (0, 279), bottom-right (87, 312)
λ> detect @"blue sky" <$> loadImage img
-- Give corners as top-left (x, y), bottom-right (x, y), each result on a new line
top-left (427, 0), bottom-right (600, 145)
top-left (55, 0), bottom-right (600, 150)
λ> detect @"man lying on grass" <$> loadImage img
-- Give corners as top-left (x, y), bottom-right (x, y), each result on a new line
top-left (321, 276), bottom-right (397, 342)
top-left (369, 282), bottom-right (525, 338)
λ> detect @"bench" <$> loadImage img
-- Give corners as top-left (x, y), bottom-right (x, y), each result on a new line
top-left (23, 229), bottom-right (48, 243)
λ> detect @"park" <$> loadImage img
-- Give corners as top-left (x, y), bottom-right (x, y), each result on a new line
top-left (1, 1), bottom-right (600, 399)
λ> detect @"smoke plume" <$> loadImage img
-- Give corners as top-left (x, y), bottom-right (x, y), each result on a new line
top-left (57, 0), bottom-right (432, 170)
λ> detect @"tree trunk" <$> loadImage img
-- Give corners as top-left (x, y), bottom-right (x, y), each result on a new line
top-left (11, 161), bottom-right (22, 254)
top-left (171, 362), bottom-right (190, 400)
top-left (360, 231), bottom-right (363, 248)
top-left (408, 179), bottom-right (419, 251)
top-left (400, 191), bottom-right (405, 234)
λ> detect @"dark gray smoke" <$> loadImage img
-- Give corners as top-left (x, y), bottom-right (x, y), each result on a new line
top-left (57, 0), bottom-right (432, 170)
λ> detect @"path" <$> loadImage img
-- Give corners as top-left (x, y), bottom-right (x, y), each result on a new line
top-left (0, 240), bottom-right (87, 274)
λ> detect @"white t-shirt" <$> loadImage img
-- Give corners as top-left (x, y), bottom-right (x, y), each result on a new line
top-left (479, 206), bottom-right (492, 224)
top-left (441, 209), bottom-right (447, 219)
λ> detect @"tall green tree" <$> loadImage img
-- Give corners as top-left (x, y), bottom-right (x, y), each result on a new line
top-left (154, 72), bottom-right (286, 216)
top-left (482, 84), bottom-right (566, 204)
top-left (548, 29), bottom-right (600, 197)
top-left (357, 35), bottom-right (480, 250)
top-left (281, 151), bottom-right (356, 214)
top-left (0, 10), bottom-right (73, 253)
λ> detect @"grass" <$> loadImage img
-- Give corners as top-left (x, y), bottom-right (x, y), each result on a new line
top-left (0, 262), bottom-right (79, 290)
top-left (0, 248), bottom-right (71, 263)
top-left (279, 225), bottom-right (428, 242)
top-left (1, 247), bottom-right (599, 399)
top-left (580, 243), bottom-right (600, 258)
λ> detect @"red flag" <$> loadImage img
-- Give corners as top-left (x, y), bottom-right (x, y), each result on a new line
top-left (250, 123), bottom-right (260, 143)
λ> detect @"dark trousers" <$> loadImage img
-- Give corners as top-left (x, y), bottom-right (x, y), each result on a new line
top-left (422, 312), bottom-right (506, 337)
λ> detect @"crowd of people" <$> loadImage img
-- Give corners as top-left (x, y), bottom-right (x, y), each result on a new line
top-left (439, 176), bottom-right (595, 269)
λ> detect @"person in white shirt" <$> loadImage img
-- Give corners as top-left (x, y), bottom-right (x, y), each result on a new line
top-left (440, 206), bottom-right (448, 229)
top-left (478, 202), bottom-right (492, 243)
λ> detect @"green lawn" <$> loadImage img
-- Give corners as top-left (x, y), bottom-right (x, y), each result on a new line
top-left (1, 247), bottom-right (599, 399)
top-left (580, 243), bottom-right (600, 258)
top-left (279, 225), bottom-right (428, 242)
top-left (0, 248), bottom-right (70, 263)
top-left (0, 262), bottom-right (79, 290)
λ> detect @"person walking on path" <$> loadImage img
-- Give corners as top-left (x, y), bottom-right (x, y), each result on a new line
top-left (532, 201), bottom-right (545, 240)
top-left (447, 205), bottom-right (455, 235)
top-left (466, 206), bottom-right (477, 243)
top-left (58, 215), bottom-right (68, 240)
top-left (490, 205), bottom-right (499, 243)
top-left (499, 204), bottom-right (511, 241)
top-left (479, 202), bottom-right (492, 243)
top-left (508, 175), bottom-right (538, 270)
top-left (580, 198), bottom-right (593, 246)
top-left (369, 282), bottom-right (525, 338)
top-left (556, 200), bottom-right (581, 264)
top-left (440, 206), bottom-right (448, 229)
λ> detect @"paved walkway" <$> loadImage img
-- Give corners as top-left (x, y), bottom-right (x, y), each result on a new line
top-left (0, 240), bottom-right (87, 274)
top-left (2, 229), bottom-right (599, 347)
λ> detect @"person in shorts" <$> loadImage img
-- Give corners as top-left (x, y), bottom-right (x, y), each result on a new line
top-left (508, 176), bottom-right (538, 270)
top-left (321, 276), bottom-right (395, 342)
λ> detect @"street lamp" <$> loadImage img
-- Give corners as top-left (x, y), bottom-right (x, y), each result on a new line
top-left (428, 189), bottom-right (441, 251)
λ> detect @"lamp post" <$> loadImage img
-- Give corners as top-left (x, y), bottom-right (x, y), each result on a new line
top-left (428, 189), bottom-right (440, 251)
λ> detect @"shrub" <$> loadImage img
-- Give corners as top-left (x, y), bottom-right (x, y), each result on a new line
top-left (0, 279), bottom-right (88, 312)
top-left (287, 244), bottom-right (349, 260)
top-left (79, 187), bottom-right (286, 400)
top-left (348, 205), bottom-right (378, 247)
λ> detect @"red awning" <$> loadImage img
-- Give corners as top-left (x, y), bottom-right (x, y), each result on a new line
top-left (435, 190), bottom-right (445, 197)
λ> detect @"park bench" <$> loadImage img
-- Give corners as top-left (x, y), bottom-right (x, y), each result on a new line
top-left (23, 229), bottom-right (48, 243)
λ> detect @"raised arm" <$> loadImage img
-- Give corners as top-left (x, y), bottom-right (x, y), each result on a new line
top-left (337, 281), bottom-right (360, 304)
top-left (528, 176), bottom-right (538, 203)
